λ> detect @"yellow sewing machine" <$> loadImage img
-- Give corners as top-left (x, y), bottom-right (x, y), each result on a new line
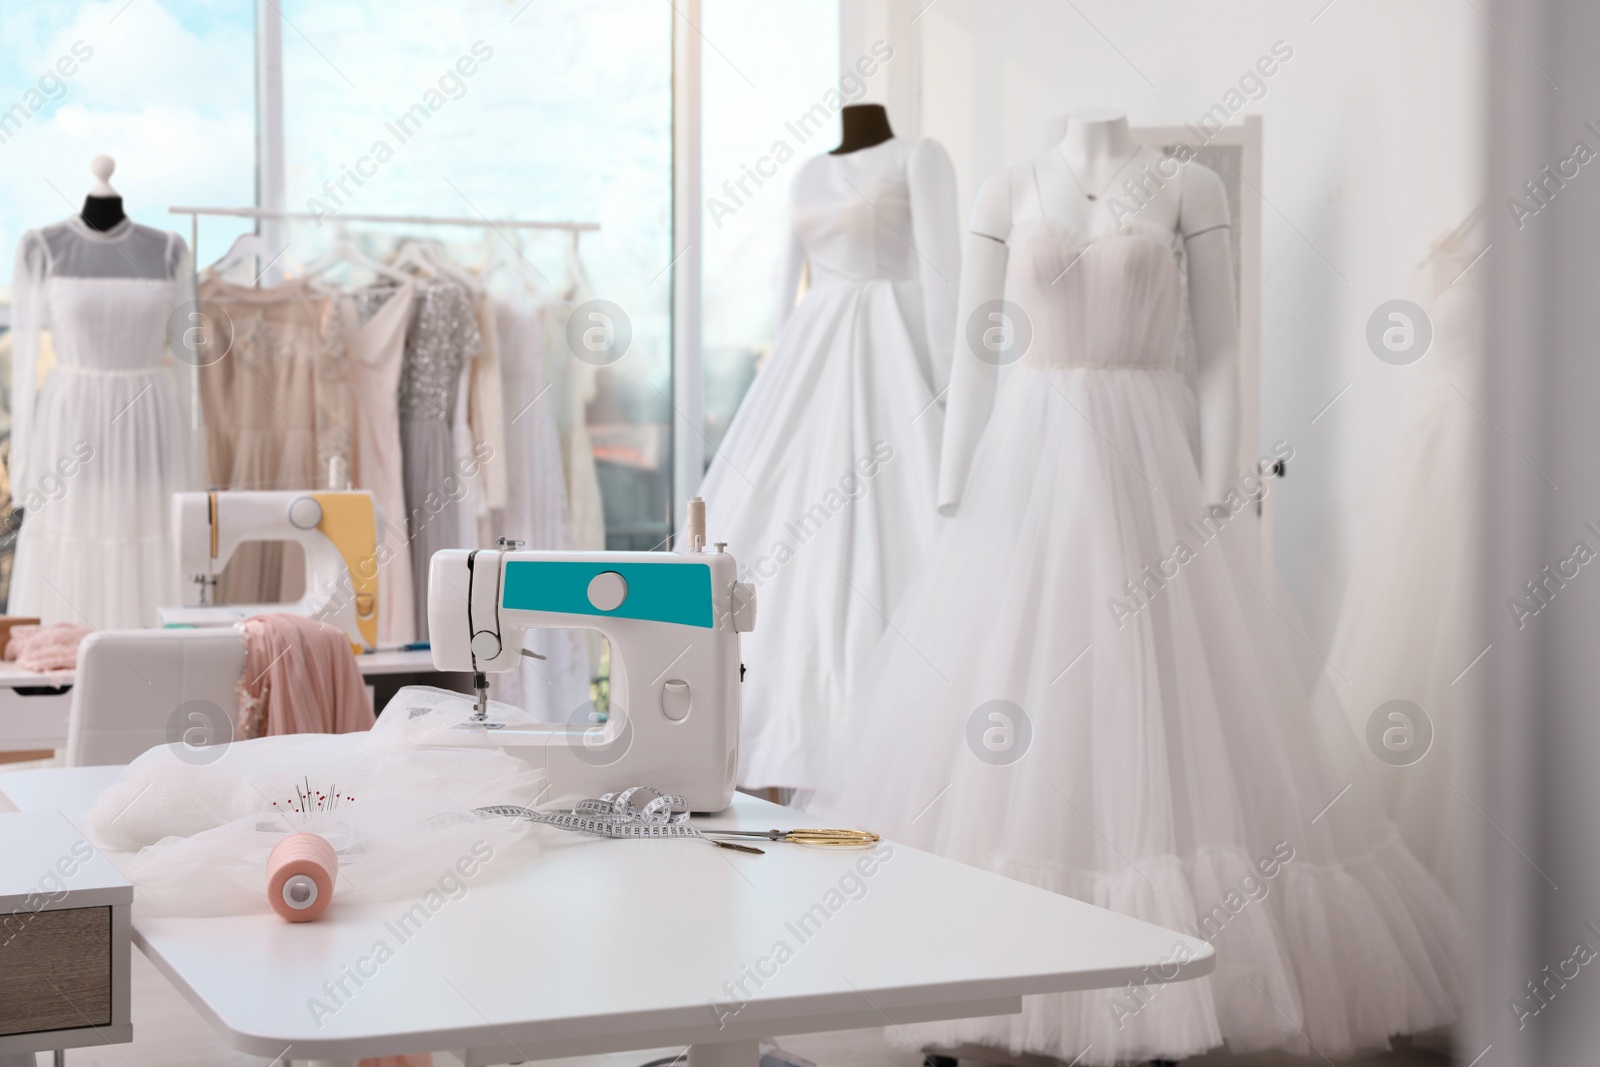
top-left (159, 490), bottom-right (380, 652)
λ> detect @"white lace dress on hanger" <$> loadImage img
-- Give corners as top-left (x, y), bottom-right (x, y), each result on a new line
top-left (8, 216), bottom-right (200, 628)
top-left (543, 246), bottom-right (606, 553)
top-left (809, 164), bottom-right (1461, 1063)
top-left (687, 137), bottom-right (959, 792)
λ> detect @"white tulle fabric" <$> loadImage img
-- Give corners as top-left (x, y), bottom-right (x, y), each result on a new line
top-left (9, 216), bottom-right (200, 629)
top-left (1323, 231), bottom-right (1485, 901)
top-left (687, 137), bottom-right (959, 791)
top-left (85, 689), bottom-right (544, 917)
top-left (809, 223), bottom-right (1462, 1062)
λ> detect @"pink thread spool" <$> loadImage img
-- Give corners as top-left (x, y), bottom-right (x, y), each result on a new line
top-left (267, 833), bottom-right (338, 922)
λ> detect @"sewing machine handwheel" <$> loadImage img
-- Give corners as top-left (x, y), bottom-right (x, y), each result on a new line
top-left (587, 570), bottom-right (628, 611)
top-left (287, 495), bottom-right (323, 530)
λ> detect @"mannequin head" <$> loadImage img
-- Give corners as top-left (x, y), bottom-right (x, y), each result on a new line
top-left (81, 154), bottom-right (126, 232)
top-left (832, 104), bottom-right (894, 155)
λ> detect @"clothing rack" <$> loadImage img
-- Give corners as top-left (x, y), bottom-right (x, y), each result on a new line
top-left (166, 204), bottom-right (598, 463)
top-left (169, 205), bottom-right (598, 231)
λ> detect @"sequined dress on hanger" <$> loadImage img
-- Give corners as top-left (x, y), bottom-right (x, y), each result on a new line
top-left (397, 281), bottom-right (480, 640)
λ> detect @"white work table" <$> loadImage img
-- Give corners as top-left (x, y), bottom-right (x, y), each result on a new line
top-left (0, 648), bottom-right (441, 753)
top-left (0, 766), bottom-right (1214, 1066)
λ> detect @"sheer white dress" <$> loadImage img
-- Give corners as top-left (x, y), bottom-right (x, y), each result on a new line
top-left (688, 137), bottom-right (960, 791)
top-left (487, 279), bottom-right (591, 722)
top-left (9, 216), bottom-right (200, 628)
top-left (809, 168), bottom-right (1462, 1062)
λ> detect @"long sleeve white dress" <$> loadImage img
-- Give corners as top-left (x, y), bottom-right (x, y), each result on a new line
top-left (9, 216), bottom-right (200, 628)
top-left (809, 161), bottom-right (1461, 1063)
top-left (486, 277), bottom-right (592, 723)
top-left (687, 136), bottom-right (960, 792)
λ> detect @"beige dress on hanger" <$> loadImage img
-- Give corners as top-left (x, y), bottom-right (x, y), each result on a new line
top-left (199, 275), bottom-right (345, 603)
top-left (341, 280), bottom-right (417, 647)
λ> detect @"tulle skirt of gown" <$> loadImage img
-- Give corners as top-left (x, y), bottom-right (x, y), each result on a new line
top-left (691, 277), bottom-right (941, 791)
top-left (808, 364), bottom-right (1462, 1063)
top-left (1324, 307), bottom-right (1482, 902)
top-left (11, 365), bottom-right (193, 629)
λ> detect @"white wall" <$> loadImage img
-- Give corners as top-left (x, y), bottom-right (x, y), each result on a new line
top-left (889, 0), bottom-right (1484, 638)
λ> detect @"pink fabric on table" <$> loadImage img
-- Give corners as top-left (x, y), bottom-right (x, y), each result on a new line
top-left (5, 622), bottom-right (93, 671)
top-left (236, 616), bottom-right (419, 1066)
top-left (234, 614), bottom-right (374, 738)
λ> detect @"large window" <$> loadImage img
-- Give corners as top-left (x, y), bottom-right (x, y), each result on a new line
top-left (279, 0), bottom-right (674, 549)
top-left (700, 1), bottom-right (839, 455)
top-left (0, 0), bottom-right (256, 296)
top-left (0, 2), bottom-right (837, 548)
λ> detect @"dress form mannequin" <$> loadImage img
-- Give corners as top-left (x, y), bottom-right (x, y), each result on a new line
top-left (80, 154), bottom-right (126, 232)
top-left (938, 110), bottom-right (1240, 508)
top-left (689, 121), bottom-right (959, 792)
top-left (832, 103), bottom-right (894, 154)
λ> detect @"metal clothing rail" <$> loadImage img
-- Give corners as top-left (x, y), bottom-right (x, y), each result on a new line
top-left (167, 205), bottom-right (600, 233)
top-left (165, 204), bottom-right (599, 458)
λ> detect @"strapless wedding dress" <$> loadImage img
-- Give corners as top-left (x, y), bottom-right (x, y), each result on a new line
top-left (810, 211), bottom-right (1461, 1062)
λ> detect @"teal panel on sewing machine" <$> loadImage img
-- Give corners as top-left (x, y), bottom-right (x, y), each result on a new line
top-left (501, 560), bottom-right (715, 628)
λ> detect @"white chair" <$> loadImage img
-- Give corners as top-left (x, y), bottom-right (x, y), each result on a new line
top-left (65, 629), bottom-right (246, 766)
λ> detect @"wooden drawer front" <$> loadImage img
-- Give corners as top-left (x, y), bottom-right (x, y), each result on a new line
top-left (0, 906), bottom-right (112, 1035)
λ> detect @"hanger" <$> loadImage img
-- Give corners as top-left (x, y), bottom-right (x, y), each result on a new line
top-left (390, 240), bottom-right (440, 279)
top-left (203, 232), bottom-right (297, 285)
top-left (484, 231), bottom-right (552, 299)
top-left (1417, 201), bottom-right (1486, 269)
top-left (302, 230), bottom-right (411, 285)
top-left (561, 233), bottom-right (592, 301)
top-left (415, 239), bottom-right (480, 291)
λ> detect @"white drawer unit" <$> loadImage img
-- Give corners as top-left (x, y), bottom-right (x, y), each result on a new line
top-left (0, 809), bottom-right (132, 1065)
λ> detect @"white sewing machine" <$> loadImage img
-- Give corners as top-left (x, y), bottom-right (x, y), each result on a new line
top-left (426, 521), bottom-right (756, 812)
top-left (159, 490), bottom-right (380, 652)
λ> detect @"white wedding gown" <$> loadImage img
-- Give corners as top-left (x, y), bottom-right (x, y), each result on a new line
top-left (810, 195), bottom-right (1461, 1060)
top-left (1325, 227), bottom-right (1485, 901)
top-left (688, 137), bottom-right (959, 791)
top-left (9, 216), bottom-right (200, 628)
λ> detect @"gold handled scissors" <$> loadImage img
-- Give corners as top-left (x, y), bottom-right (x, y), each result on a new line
top-left (703, 828), bottom-right (880, 847)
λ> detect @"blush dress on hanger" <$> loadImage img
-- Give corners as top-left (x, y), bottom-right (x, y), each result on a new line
top-left (343, 280), bottom-right (418, 647)
top-left (809, 166), bottom-right (1461, 1063)
top-left (8, 217), bottom-right (200, 628)
top-left (687, 136), bottom-right (959, 792)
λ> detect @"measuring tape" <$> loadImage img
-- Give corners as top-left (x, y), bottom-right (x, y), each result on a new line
top-left (476, 786), bottom-right (879, 854)
top-left (476, 786), bottom-right (704, 840)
